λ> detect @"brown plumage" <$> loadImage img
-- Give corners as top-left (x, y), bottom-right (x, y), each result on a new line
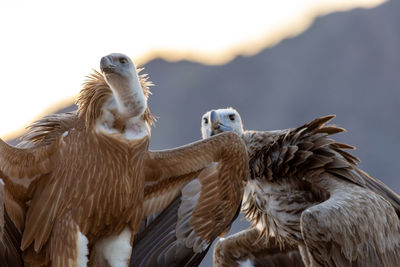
top-left (0, 178), bottom-right (24, 267)
top-left (0, 55), bottom-right (248, 267)
top-left (130, 161), bottom-right (245, 267)
top-left (199, 108), bottom-right (400, 267)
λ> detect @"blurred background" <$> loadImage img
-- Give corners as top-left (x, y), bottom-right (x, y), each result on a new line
top-left (1, 0), bottom-right (399, 266)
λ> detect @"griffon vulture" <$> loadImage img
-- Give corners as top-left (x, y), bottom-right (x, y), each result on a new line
top-left (0, 55), bottom-right (249, 267)
top-left (201, 108), bottom-right (400, 267)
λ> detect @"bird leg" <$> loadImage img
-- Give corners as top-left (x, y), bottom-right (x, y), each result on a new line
top-left (214, 227), bottom-right (304, 267)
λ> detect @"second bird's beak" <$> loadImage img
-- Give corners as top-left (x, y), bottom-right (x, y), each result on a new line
top-left (210, 110), bottom-right (221, 131)
top-left (209, 110), bottom-right (233, 136)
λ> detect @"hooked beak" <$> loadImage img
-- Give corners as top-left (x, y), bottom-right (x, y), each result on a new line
top-left (100, 55), bottom-right (117, 74)
top-left (209, 110), bottom-right (233, 136)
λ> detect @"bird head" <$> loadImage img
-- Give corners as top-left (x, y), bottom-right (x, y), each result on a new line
top-left (100, 53), bottom-right (137, 85)
top-left (100, 53), bottom-right (147, 118)
top-left (201, 108), bottom-right (244, 139)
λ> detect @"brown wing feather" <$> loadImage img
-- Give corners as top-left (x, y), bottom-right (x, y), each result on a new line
top-left (190, 163), bottom-right (244, 242)
top-left (0, 138), bottom-right (56, 179)
top-left (145, 132), bottom-right (248, 238)
top-left (146, 132), bottom-right (248, 181)
top-left (0, 142), bottom-right (52, 243)
top-left (142, 171), bottom-right (201, 217)
top-left (0, 137), bottom-right (58, 233)
top-left (19, 112), bottom-right (81, 147)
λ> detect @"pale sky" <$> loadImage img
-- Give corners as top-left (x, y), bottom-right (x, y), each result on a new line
top-left (0, 0), bottom-right (384, 139)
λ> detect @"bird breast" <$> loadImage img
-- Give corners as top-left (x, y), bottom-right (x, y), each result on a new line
top-left (243, 179), bottom-right (321, 244)
top-left (57, 129), bottom-right (149, 235)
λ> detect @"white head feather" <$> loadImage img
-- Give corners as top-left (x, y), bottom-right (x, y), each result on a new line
top-left (201, 108), bottom-right (244, 139)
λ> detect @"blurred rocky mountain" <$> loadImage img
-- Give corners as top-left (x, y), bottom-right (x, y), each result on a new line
top-left (146, 0), bottom-right (400, 192)
top-left (8, 0), bottom-right (400, 266)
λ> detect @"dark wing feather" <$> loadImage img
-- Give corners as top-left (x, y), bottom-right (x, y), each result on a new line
top-left (246, 115), bottom-right (400, 216)
top-left (131, 195), bottom-right (182, 267)
top-left (291, 116), bottom-right (400, 264)
top-left (0, 179), bottom-right (23, 267)
top-left (0, 211), bottom-right (23, 267)
top-left (244, 115), bottom-right (400, 265)
top-left (131, 195), bottom-right (212, 267)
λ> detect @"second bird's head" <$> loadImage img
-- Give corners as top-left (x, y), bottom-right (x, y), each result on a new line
top-left (201, 108), bottom-right (244, 139)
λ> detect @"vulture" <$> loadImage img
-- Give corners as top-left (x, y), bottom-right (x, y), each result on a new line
top-left (203, 108), bottom-right (400, 267)
top-left (129, 107), bottom-right (400, 267)
top-left (0, 54), bottom-right (249, 267)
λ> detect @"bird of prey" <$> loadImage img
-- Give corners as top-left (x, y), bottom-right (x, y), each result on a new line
top-left (200, 108), bottom-right (400, 267)
top-left (0, 55), bottom-right (248, 267)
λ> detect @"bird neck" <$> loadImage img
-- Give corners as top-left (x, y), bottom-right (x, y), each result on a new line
top-left (109, 73), bottom-right (147, 119)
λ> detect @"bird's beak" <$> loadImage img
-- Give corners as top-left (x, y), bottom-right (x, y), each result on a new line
top-left (210, 110), bottom-right (221, 131)
top-left (100, 55), bottom-right (117, 74)
top-left (209, 110), bottom-right (233, 136)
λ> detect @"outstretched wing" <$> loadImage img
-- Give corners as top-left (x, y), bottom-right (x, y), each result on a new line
top-left (0, 138), bottom-right (57, 231)
top-left (0, 112), bottom-right (78, 230)
top-left (131, 132), bottom-right (248, 266)
top-left (248, 115), bottom-right (400, 215)
top-left (19, 112), bottom-right (80, 147)
top-left (144, 132), bottom-right (247, 222)
top-left (0, 138), bottom-right (55, 183)
top-left (0, 112), bottom-right (79, 265)
top-left (1, 113), bottom-right (79, 183)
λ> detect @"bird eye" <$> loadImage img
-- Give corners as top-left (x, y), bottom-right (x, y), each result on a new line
top-left (229, 114), bottom-right (235, 121)
top-left (203, 117), bottom-right (208, 124)
top-left (119, 57), bottom-right (128, 64)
